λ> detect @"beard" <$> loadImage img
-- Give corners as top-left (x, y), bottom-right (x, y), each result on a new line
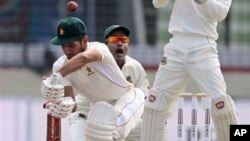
top-left (66, 44), bottom-right (85, 59)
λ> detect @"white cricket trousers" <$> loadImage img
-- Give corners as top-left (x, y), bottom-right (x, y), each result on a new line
top-left (146, 33), bottom-right (227, 114)
top-left (69, 111), bottom-right (87, 141)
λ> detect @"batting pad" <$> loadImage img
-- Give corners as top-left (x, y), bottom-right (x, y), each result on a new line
top-left (115, 88), bottom-right (145, 139)
top-left (211, 95), bottom-right (240, 141)
top-left (141, 107), bottom-right (167, 141)
top-left (85, 101), bottom-right (119, 141)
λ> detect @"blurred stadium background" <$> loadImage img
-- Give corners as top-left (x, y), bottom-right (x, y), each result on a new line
top-left (0, 0), bottom-right (249, 141)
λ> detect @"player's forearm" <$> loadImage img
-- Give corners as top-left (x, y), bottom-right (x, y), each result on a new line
top-left (64, 86), bottom-right (75, 100)
top-left (59, 49), bottom-right (102, 77)
top-left (59, 54), bottom-right (86, 76)
top-left (195, 0), bottom-right (232, 22)
top-left (153, 0), bottom-right (171, 8)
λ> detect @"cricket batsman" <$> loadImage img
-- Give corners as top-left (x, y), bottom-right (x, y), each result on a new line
top-left (52, 25), bottom-right (150, 141)
top-left (41, 17), bottom-right (145, 141)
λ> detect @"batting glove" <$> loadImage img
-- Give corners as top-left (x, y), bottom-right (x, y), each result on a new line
top-left (48, 97), bottom-right (76, 118)
top-left (41, 73), bottom-right (64, 100)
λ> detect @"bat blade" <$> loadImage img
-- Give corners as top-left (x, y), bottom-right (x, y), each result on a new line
top-left (43, 101), bottom-right (61, 141)
top-left (47, 114), bottom-right (61, 141)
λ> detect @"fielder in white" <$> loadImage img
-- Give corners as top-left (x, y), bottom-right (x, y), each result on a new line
top-left (141, 0), bottom-right (240, 141)
top-left (52, 25), bottom-right (150, 141)
top-left (41, 17), bottom-right (145, 141)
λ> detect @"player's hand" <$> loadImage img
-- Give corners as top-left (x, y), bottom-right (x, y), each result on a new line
top-left (41, 73), bottom-right (64, 100)
top-left (48, 97), bottom-right (76, 118)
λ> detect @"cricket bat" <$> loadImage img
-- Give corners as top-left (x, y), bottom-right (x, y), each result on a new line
top-left (43, 101), bottom-right (61, 141)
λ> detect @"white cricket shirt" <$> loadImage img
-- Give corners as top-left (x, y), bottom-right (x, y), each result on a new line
top-left (55, 42), bottom-right (133, 103)
top-left (153, 0), bottom-right (232, 40)
top-left (122, 55), bottom-right (150, 95)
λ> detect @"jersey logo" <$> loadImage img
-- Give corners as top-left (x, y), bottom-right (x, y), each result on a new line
top-left (86, 66), bottom-right (95, 76)
top-left (215, 101), bottom-right (224, 109)
top-left (161, 56), bottom-right (167, 65)
top-left (148, 95), bottom-right (156, 102)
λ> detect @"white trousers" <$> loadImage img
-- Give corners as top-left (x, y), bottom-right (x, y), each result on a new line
top-left (69, 111), bottom-right (87, 141)
top-left (142, 34), bottom-right (239, 141)
top-left (69, 95), bottom-right (90, 141)
top-left (146, 34), bottom-right (227, 114)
